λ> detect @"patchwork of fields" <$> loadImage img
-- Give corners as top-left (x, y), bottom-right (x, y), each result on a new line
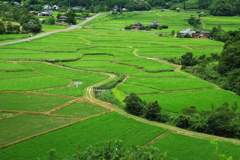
top-left (1, 11), bottom-right (240, 159)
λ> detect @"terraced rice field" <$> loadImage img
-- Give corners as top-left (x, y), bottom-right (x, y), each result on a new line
top-left (152, 133), bottom-right (240, 160)
top-left (0, 94), bottom-right (73, 112)
top-left (1, 11), bottom-right (240, 159)
top-left (0, 114), bottom-right (79, 147)
top-left (0, 112), bottom-right (167, 159)
top-left (53, 102), bottom-right (108, 117)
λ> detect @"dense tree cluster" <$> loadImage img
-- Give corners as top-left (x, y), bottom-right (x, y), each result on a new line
top-left (1, 0), bottom-right (240, 15)
top-left (124, 93), bottom-right (169, 122)
top-left (0, 3), bottom-right (42, 33)
top-left (123, 92), bottom-right (240, 139)
top-left (188, 15), bottom-right (202, 28)
top-left (178, 103), bottom-right (240, 138)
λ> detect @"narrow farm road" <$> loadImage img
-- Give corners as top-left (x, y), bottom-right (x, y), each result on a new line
top-left (0, 13), bottom-right (106, 46)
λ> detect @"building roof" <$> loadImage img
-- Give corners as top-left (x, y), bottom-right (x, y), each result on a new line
top-left (72, 6), bottom-right (81, 9)
top-left (59, 16), bottom-right (68, 19)
top-left (133, 22), bottom-right (144, 26)
top-left (179, 28), bottom-right (195, 35)
top-left (195, 30), bottom-right (210, 36)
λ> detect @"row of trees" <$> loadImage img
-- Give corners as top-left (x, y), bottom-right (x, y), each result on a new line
top-left (124, 93), bottom-right (171, 123)
top-left (2, 0), bottom-right (240, 15)
top-left (124, 93), bottom-right (240, 139)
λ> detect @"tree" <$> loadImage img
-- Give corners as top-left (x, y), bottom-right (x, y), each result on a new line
top-left (48, 17), bottom-right (55, 25)
top-left (183, 0), bottom-right (187, 10)
top-left (0, 21), bottom-right (5, 34)
top-left (66, 10), bottom-right (76, 25)
top-left (145, 101), bottom-right (161, 120)
top-left (7, 21), bottom-right (13, 32)
top-left (210, 0), bottom-right (233, 16)
top-left (218, 42), bottom-right (240, 75)
top-left (172, 30), bottom-right (175, 37)
top-left (28, 19), bottom-right (42, 32)
top-left (188, 15), bottom-right (202, 27)
top-left (181, 52), bottom-right (198, 66)
top-left (123, 92), bottom-right (146, 116)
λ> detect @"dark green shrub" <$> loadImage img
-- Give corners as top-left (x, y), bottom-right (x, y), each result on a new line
top-left (48, 17), bottom-right (55, 25)
top-left (7, 21), bottom-right (13, 31)
top-left (145, 101), bottom-right (161, 120)
top-left (13, 25), bottom-right (20, 31)
top-left (139, 26), bottom-right (146, 30)
top-left (124, 93), bottom-right (146, 116)
top-left (146, 26), bottom-right (151, 31)
top-left (161, 25), bottom-right (168, 29)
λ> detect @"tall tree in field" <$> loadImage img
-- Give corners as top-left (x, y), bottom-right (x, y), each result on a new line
top-left (124, 92), bottom-right (146, 116)
top-left (183, 0), bottom-right (187, 10)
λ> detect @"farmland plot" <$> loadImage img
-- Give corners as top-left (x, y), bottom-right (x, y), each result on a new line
top-left (0, 112), bottom-right (167, 160)
top-left (0, 114), bottom-right (79, 147)
top-left (38, 66), bottom-right (78, 76)
top-left (117, 84), bottom-right (160, 94)
top-left (0, 71), bottom-right (43, 80)
top-left (129, 71), bottom-right (189, 77)
top-left (152, 133), bottom-right (240, 160)
top-left (119, 59), bottom-right (174, 72)
top-left (0, 94), bottom-right (74, 112)
top-left (0, 61), bottom-right (31, 71)
top-left (53, 102), bottom-right (109, 117)
top-left (39, 75), bottom-right (109, 96)
top-left (124, 78), bottom-right (216, 91)
top-left (0, 77), bottom-right (70, 91)
top-left (139, 89), bottom-right (240, 112)
top-left (0, 52), bottom-right (82, 60)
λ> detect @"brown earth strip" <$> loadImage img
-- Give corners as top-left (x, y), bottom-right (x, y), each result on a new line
top-left (144, 131), bottom-right (172, 146)
top-left (0, 113), bottom-right (22, 121)
top-left (46, 98), bottom-right (83, 115)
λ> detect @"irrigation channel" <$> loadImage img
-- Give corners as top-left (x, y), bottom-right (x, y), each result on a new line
top-left (1, 13), bottom-right (240, 147)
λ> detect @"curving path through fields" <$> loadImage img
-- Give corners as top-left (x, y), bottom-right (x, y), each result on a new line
top-left (0, 13), bottom-right (106, 47)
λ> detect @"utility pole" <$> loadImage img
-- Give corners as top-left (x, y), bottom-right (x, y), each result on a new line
top-left (69, 3), bottom-right (70, 10)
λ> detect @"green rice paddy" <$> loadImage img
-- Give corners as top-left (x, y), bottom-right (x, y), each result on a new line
top-left (139, 89), bottom-right (240, 112)
top-left (0, 10), bottom-right (240, 159)
top-left (0, 114), bottom-right (78, 147)
top-left (124, 77), bottom-right (216, 91)
top-left (53, 102), bottom-right (108, 117)
top-left (0, 77), bottom-right (70, 91)
top-left (0, 112), bottom-right (167, 159)
top-left (152, 133), bottom-right (240, 160)
top-left (0, 94), bottom-right (74, 112)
